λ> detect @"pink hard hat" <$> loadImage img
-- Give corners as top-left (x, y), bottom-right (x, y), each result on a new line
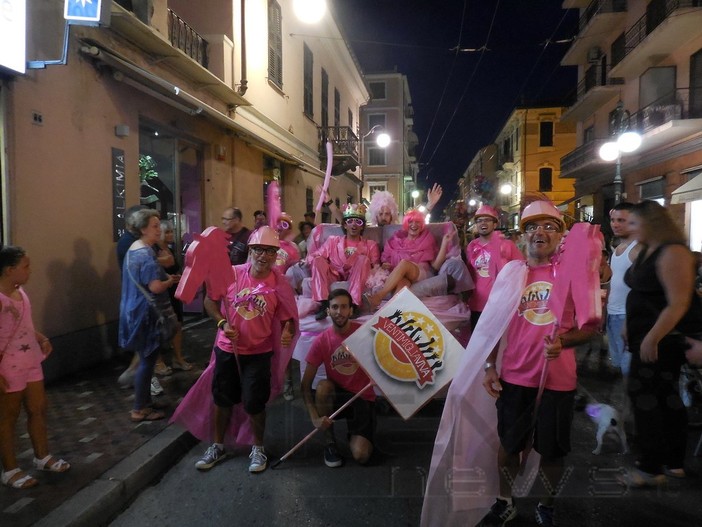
top-left (519, 200), bottom-right (564, 232)
top-left (248, 226), bottom-right (280, 248)
top-left (474, 205), bottom-right (499, 221)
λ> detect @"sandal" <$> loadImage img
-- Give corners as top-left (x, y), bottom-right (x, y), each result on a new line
top-left (33, 455), bottom-right (71, 473)
top-left (154, 363), bottom-right (173, 376)
top-left (172, 360), bottom-right (193, 371)
top-left (130, 408), bottom-right (166, 422)
top-left (2, 468), bottom-right (39, 489)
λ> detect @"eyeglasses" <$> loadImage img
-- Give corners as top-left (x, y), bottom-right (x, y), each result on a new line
top-left (221, 216), bottom-right (236, 221)
top-left (250, 246), bottom-right (278, 256)
top-left (524, 223), bottom-right (560, 233)
top-left (277, 220), bottom-right (290, 230)
top-left (344, 218), bottom-right (365, 227)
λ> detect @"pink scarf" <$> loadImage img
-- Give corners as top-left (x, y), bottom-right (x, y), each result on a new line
top-left (382, 229), bottom-right (436, 267)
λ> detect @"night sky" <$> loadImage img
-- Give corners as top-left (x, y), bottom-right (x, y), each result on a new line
top-left (332, 0), bottom-right (579, 214)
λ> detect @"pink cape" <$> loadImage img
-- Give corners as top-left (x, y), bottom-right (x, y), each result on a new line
top-left (170, 265), bottom-right (299, 449)
top-left (421, 224), bottom-right (602, 526)
top-left (381, 228), bottom-right (437, 267)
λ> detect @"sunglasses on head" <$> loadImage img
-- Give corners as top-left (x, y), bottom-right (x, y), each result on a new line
top-left (344, 217), bottom-right (365, 227)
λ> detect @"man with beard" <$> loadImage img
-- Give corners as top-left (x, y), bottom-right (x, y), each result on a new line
top-left (195, 226), bottom-right (297, 474)
top-left (466, 205), bottom-right (523, 329)
top-left (301, 289), bottom-right (375, 467)
top-left (221, 207), bottom-right (251, 266)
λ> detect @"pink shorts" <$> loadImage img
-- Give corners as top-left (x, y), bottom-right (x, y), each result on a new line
top-left (0, 352), bottom-right (44, 393)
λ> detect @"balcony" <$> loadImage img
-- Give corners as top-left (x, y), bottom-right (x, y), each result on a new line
top-left (629, 88), bottom-right (702, 152)
top-left (562, 64), bottom-right (624, 122)
top-left (561, 0), bottom-right (628, 66)
top-left (318, 126), bottom-right (360, 176)
top-left (610, 0), bottom-right (702, 78)
top-left (560, 139), bottom-right (610, 179)
top-left (108, 2), bottom-right (248, 108)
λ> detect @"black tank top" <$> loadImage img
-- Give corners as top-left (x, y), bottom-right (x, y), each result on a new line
top-left (624, 243), bottom-right (702, 347)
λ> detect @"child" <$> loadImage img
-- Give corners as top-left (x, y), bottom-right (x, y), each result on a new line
top-left (0, 246), bottom-right (70, 489)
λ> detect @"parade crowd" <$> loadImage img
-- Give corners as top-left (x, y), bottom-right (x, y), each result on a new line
top-left (2, 186), bottom-right (702, 527)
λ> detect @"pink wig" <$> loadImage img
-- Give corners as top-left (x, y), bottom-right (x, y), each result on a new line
top-left (402, 209), bottom-right (426, 232)
top-left (369, 191), bottom-right (399, 224)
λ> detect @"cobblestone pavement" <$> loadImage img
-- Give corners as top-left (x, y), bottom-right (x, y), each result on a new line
top-left (0, 317), bottom-right (217, 527)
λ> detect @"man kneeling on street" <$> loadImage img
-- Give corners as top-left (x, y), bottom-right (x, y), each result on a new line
top-left (301, 289), bottom-right (376, 467)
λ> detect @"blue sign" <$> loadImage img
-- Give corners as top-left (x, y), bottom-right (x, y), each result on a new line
top-left (64, 0), bottom-right (102, 22)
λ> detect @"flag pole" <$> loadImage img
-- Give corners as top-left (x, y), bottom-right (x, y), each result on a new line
top-left (271, 381), bottom-right (375, 469)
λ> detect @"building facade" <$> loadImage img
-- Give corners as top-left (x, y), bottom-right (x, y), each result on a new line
top-left (0, 0), bottom-right (369, 378)
top-left (360, 71), bottom-right (419, 213)
top-left (560, 0), bottom-right (702, 246)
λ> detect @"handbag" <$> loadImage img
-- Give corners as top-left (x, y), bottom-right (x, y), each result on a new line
top-left (125, 250), bottom-right (178, 346)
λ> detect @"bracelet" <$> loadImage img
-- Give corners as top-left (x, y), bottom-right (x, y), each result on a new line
top-left (483, 362), bottom-right (495, 372)
top-left (324, 199), bottom-right (333, 207)
top-left (217, 319), bottom-right (227, 330)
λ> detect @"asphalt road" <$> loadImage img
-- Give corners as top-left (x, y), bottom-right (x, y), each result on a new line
top-left (108, 347), bottom-right (702, 527)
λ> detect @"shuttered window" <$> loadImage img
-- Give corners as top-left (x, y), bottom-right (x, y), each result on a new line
top-left (267, 2), bottom-right (283, 89)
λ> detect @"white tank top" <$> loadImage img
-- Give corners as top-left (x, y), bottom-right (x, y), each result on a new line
top-left (607, 241), bottom-right (637, 315)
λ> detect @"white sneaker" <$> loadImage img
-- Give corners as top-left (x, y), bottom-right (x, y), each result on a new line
top-left (283, 379), bottom-right (294, 401)
top-left (248, 445), bottom-right (267, 473)
top-left (150, 377), bottom-right (164, 396)
top-left (195, 444), bottom-right (227, 471)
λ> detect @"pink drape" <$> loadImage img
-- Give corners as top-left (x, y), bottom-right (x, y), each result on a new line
top-left (381, 228), bottom-right (437, 267)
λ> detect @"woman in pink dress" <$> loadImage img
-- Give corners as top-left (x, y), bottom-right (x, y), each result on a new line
top-left (0, 246), bottom-right (70, 489)
top-left (365, 209), bottom-right (452, 311)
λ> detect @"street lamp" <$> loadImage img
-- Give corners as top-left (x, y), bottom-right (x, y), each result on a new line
top-left (359, 124), bottom-right (390, 184)
top-left (599, 102), bottom-right (642, 205)
top-left (411, 189), bottom-right (420, 207)
top-left (293, 0), bottom-right (327, 23)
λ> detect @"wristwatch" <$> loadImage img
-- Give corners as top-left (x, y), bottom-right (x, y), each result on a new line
top-left (484, 362), bottom-right (495, 372)
top-left (324, 199), bottom-right (334, 207)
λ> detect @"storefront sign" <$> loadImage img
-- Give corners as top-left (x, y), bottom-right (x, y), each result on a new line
top-left (0, 0), bottom-right (26, 74)
top-left (112, 148), bottom-right (127, 242)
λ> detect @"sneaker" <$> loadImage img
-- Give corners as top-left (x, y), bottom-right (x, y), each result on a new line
top-left (249, 446), bottom-right (267, 473)
top-left (118, 368), bottom-right (135, 389)
top-left (195, 444), bottom-right (227, 471)
top-left (323, 443), bottom-right (343, 468)
top-left (477, 498), bottom-right (517, 527)
top-left (150, 377), bottom-right (164, 396)
top-left (535, 504), bottom-right (557, 527)
top-left (617, 467), bottom-right (667, 488)
top-left (283, 379), bottom-right (294, 401)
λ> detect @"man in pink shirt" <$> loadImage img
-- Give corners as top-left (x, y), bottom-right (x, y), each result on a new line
top-left (301, 289), bottom-right (376, 467)
top-left (309, 204), bottom-right (380, 320)
top-left (195, 226), bottom-right (297, 474)
top-left (466, 205), bottom-right (524, 329)
top-left (478, 201), bottom-right (597, 527)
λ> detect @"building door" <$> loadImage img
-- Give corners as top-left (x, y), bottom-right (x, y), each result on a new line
top-left (139, 122), bottom-right (204, 312)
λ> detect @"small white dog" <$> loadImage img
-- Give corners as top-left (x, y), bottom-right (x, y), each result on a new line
top-left (585, 403), bottom-right (628, 455)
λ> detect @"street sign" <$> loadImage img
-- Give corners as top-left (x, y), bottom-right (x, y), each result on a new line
top-left (64, 0), bottom-right (109, 25)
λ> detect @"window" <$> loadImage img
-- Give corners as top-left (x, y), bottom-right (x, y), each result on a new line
top-left (638, 177), bottom-right (665, 203)
top-left (514, 127), bottom-right (519, 151)
top-left (584, 125), bottom-right (595, 143)
top-left (539, 168), bottom-right (553, 192)
top-left (348, 108), bottom-right (353, 131)
top-left (368, 114), bottom-right (386, 129)
top-left (306, 187), bottom-right (313, 212)
top-left (303, 45), bottom-right (313, 118)
top-left (369, 81), bottom-right (386, 100)
top-left (368, 182), bottom-right (387, 196)
top-left (334, 88), bottom-right (340, 127)
top-left (539, 121), bottom-right (554, 147)
top-left (321, 69), bottom-right (329, 127)
top-left (368, 147), bottom-right (386, 166)
top-left (267, 2), bottom-right (283, 88)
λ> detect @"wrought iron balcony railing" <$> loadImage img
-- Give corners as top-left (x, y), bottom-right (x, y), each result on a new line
top-left (318, 126), bottom-right (360, 175)
top-left (167, 9), bottom-right (208, 68)
top-left (576, 63), bottom-right (624, 101)
top-left (578, 0), bottom-right (627, 33)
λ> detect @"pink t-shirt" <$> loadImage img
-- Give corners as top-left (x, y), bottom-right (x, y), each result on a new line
top-left (275, 240), bottom-right (300, 272)
top-left (305, 322), bottom-right (375, 401)
top-left (215, 269), bottom-right (296, 355)
top-left (500, 264), bottom-right (577, 391)
top-left (467, 236), bottom-right (523, 312)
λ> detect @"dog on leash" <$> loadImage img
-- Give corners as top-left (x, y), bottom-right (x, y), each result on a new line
top-left (585, 403), bottom-right (628, 455)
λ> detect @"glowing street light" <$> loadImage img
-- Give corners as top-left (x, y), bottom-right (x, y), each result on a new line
top-left (293, 0), bottom-right (327, 24)
top-left (500, 183), bottom-right (512, 195)
top-left (598, 102), bottom-right (642, 204)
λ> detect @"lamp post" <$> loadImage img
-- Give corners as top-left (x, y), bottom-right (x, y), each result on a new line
top-left (599, 102), bottom-right (642, 205)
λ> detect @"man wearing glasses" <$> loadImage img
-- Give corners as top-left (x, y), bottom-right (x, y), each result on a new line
top-left (197, 226), bottom-right (297, 474)
top-left (466, 205), bottom-right (523, 329)
top-left (309, 204), bottom-right (380, 320)
top-left (221, 207), bottom-right (251, 265)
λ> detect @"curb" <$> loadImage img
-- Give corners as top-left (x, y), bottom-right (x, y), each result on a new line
top-left (34, 425), bottom-right (198, 527)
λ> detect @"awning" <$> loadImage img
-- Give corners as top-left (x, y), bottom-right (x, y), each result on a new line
top-left (671, 172), bottom-right (702, 204)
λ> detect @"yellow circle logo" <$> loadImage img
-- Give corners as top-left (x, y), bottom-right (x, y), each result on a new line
top-left (233, 287), bottom-right (266, 320)
top-left (519, 281), bottom-right (555, 326)
top-left (371, 310), bottom-right (445, 388)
